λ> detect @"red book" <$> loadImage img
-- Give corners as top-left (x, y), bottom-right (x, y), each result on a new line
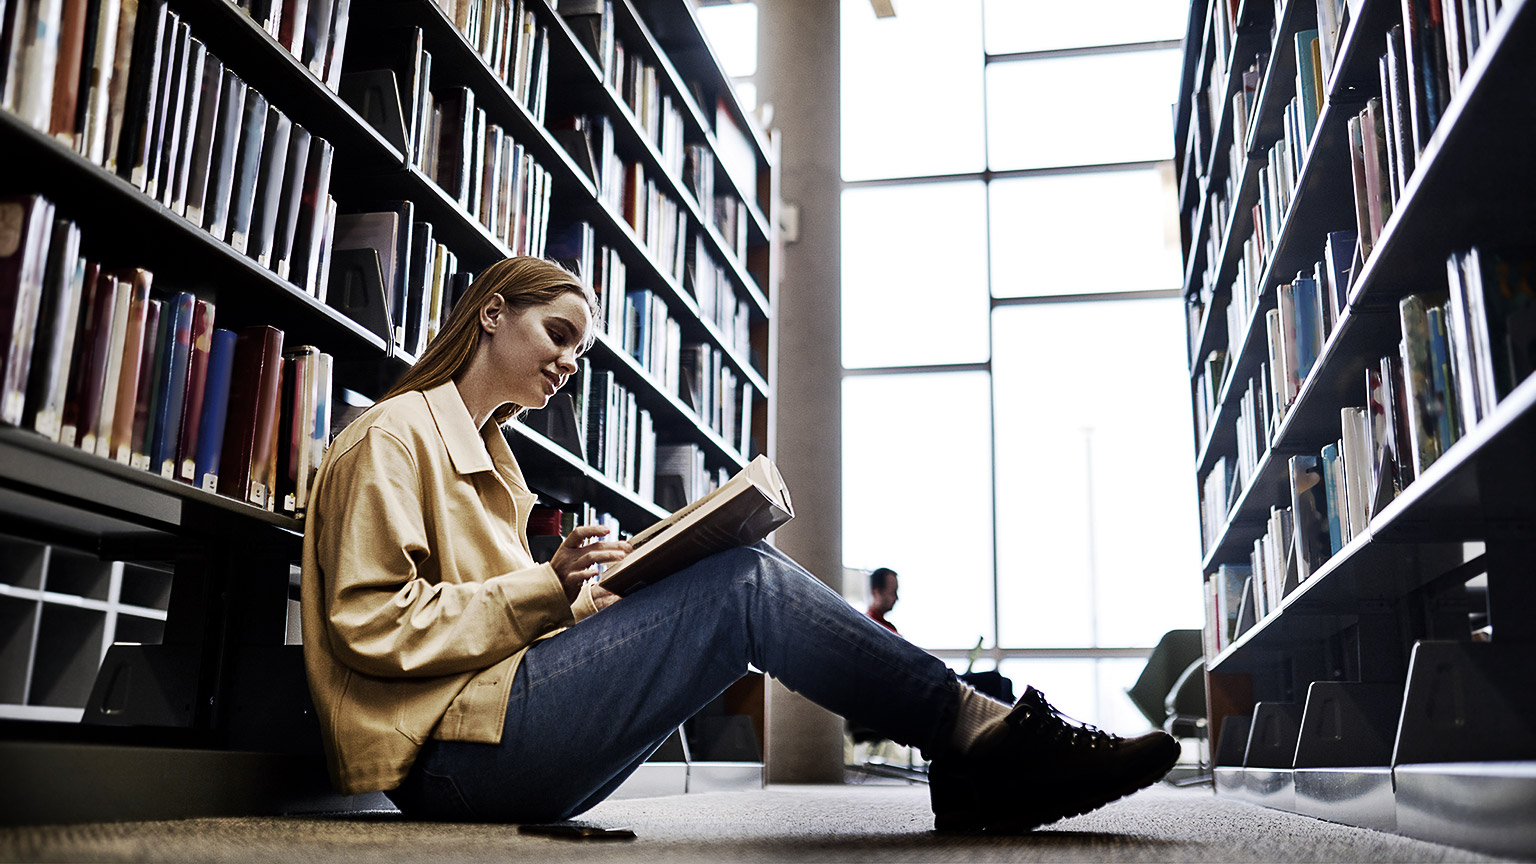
top-left (109, 268), bottom-right (152, 463)
top-left (0, 195), bottom-right (57, 426)
top-left (175, 299), bottom-right (216, 482)
top-left (50, 0), bottom-right (91, 143)
top-left (59, 261), bottom-right (101, 447)
top-left (218, 325), bottom-right (285, 507)
top-left (74, 271), bottom-right (120, 454)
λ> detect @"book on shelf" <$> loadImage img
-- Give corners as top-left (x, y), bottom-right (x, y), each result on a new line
top-left (148, 291), bottom-right (194, 476)
top-left (90, 266), bottom-right (137, 457)
top-left (129, 296), bottom-right (168, 470)
top-left (1398, 294), bottom-right (1442, 477)
top-left (289, 133), bottom-right (335, 293)
top-left (248, 113), bottom-right (297, 270)
top-left (226, 89), bottom-right (272, 256)
top-left (23, 217), bottom-right (84, 442)
top-left (0, 194), bottom-right (56, 428)
top-left (203, 70), bottom-right (249, 242)
top-left (597, 454), bottom-right (794, 597)
top-left (1288, 454), bottom-right (1330, 581)
top-left (63, 266), bottom-right (107, 450)
top-left (173, 297), bottom-right (215, 481)
top-left (109, 267), bottom-right (152, 464)
top-left (192, 327), bottom-right (237, 492)
top-left (168, 37), bottom-right (207, 216)
top-left (269, 122), bottom-right (312, 281)
top-left (49, 0), bottom-right (88, 144)
top-left (150, 20), bottom-right (190, 207)
top-left (126, 295), bottom-right (162, 464)
top-left (275, 344), bottom-right (330, 515)
top-left (218, 324), bottom-right (284, 508)
top-left (1319, 441), bottom-right (1345, 555)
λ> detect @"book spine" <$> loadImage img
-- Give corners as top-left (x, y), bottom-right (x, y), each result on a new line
top-left (18, 216), bottom-right (77, 441)
top-left (28, 230), bottom-right (84, 441)
top-left (194, 327), bottom-right (237, 492)
top-left (0, 196), bottom-right (56, 427)
top-left (203, 71), bottom-right (249, 243)
top-left (227, 90), bottom-right (271, 255)
top-left (78, 0), bottom-right (121, 164)
top-left (271, 123), bottom-right (312, 280)
top-left (176, 299), bottom-right (216, 482)
top-left (150, 291), bottom-right (194, 474)
top-left (90, 271), bottom-right (134, 456)
top-left (182, 55), bottom-right (224, 227)
top-left (128, 297), bottom-right (162, 466)
top-left (110, 269), bottom-right (152, 463)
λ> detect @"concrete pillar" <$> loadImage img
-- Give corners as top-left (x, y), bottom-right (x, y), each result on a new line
top-left (756, 0), bottom-right (846, 784)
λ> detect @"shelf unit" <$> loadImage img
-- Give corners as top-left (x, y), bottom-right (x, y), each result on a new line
top-left (1175, 0), bottom-right (1536, 857)
top-left (1, 0), bottom-right (777, 822)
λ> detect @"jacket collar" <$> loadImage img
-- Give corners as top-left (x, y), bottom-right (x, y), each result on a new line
top-left (423, 383), bottom-right (529, 491)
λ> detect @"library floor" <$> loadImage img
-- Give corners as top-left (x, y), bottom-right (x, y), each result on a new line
top-left (0, 781), bottom-right (1515, 863)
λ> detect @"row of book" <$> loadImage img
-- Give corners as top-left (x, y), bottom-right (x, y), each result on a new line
top-left (328, 204), bottom-right (479, 359)
top-left (1200, 246), bottom-right (1536, 572)
top-left (0, 196), bottom-right (333, 516)
top-left (237, 0), bottom-right (351, 86)
top-left (548, 220), bottom-right (756, 457)
top-left (0, 0), bottom-right (348, 154)
top-left (434, 0), bottom-right (552, 125)
top-left (345, 27), bottom-right (555, 261)
top-left (3, 0), bottom-right (343, 300)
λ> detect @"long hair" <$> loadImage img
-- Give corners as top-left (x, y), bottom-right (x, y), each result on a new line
top-left (381, 257), bottom-right (597, 423)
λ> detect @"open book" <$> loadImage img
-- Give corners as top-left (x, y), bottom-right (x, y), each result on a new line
top-left (598, 455), bottom-right (795, 596)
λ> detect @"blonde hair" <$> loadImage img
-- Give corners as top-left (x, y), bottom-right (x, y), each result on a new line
top-left (382, 257), bottom-right (597, 423)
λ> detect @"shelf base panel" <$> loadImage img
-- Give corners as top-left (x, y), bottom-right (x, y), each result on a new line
top-left (1395, 761), bottom-right (1536, 860)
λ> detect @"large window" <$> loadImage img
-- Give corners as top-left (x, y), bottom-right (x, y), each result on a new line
top-left (838, 0), bottom-right (1200, 728)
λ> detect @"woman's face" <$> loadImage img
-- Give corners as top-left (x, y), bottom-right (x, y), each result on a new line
top-left (484, 291), bottom-right (591, 410)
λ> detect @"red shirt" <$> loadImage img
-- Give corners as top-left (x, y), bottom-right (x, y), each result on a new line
top-left (867, 607), bottom-right (898, 633)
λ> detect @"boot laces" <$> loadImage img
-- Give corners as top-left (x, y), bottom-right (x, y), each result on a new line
top-left (1017, 690), bottom-right (1119, 750)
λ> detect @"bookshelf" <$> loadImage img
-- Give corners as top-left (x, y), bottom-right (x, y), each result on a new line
top-left (1176, 0), bottom-right (1536, 856)
top-left (0, 0), bottom-right (777, 821)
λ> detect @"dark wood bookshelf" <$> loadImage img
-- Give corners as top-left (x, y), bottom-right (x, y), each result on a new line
top-left (0, 0), bottom-right (778, 822)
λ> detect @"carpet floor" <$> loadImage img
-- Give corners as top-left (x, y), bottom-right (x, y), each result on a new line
top-left (0, 782), bottom-right (1517, 863)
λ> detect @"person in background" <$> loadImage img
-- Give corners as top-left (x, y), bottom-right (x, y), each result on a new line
top-left (867, 567), bottom-right (900, 633)
top-left (301, 256), bottom-right (1180, 835)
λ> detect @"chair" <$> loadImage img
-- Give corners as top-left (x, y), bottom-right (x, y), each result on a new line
top-left (1125, 629), bottom-right (1208, 783)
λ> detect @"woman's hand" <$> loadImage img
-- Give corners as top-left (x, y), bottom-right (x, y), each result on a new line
top-left (549, 525), bottom-right (632, 603)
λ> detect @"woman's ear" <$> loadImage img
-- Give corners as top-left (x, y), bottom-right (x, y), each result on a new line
top-left (479, 293), bottom-right (504, 333)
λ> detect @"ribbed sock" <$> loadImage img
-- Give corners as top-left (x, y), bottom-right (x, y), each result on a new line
top-left (948, 684), bottom-right (1013, 755)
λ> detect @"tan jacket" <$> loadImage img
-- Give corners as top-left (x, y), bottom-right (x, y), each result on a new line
top-left (301, 382), bottom-right (598, 795)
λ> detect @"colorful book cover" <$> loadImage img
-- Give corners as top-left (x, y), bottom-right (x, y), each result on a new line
top-left (151, 292), bottom-right (196, 476)
top-left (1320, 441), bottom-right (1345, 554)
top-left (110, 268), bottom-right (153, 463)
top-left (1425, 305), bottom-right (1460, 452)
top-left (1293, 275), bottom-right (1324, 384)
top-left (1398, 293), bottom-right (1440, 476)
top-left (176, 299), bottom-right (217, 482)
top-left (1294, 30), bottom-right (1321, 147)
top-left (194, 328), bottom-right (238, 493)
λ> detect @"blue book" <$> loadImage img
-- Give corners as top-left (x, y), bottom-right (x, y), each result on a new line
top-left (1292, 275), bottom-right (1324, 383)
top-left (1320, 442), bottom-right (1344, 555)
top-left (150, 292), bottom-right (196, 476)
top-left (1425, 306), bottom-right (1459, 452)
top-left (194, 328), bottom-right (238, 492)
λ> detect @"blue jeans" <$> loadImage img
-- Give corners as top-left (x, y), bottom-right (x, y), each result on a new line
top-left (386, 543), bottom-right (960, 822)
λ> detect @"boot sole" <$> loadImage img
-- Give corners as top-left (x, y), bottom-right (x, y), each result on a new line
top-left (933, 744), bottom-right (1180, 834)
